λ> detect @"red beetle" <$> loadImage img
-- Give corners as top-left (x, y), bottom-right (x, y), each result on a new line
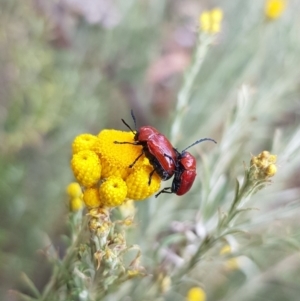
top-left (155, 138), bottom-right (217, 197)
top-left (114, 111), bottom-right (177, 184)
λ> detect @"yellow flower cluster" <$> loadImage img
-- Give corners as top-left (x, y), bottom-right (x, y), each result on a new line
top-left (265, 0), bottom-right (286, 20)
top-left (199, 8), bottom-right (223, 34)
top-left (250, 150), bottom-right (277, 180)
top-left (66, 182), bottom-right (84, 211)
top-left (70, 130), bottom-right (161, 208)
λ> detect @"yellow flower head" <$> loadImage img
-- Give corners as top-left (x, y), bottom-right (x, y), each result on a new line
top-left (126, 160), bottom-right (161, 200)
top-left (99, 176), bottom-right (128, 207)
top-left (95, 129), bottom-right (161, 201)
top-left (72, 134), bottom-right (99, 154)
top-left (71, 150), bottom-right (102, 187)
top-left (95, 129), bottom-right (143, 179)
top-left (250, 150), bottom-right (277, 180)
top-left (83, 187), bottom-right (102, 208)
top-left (186, 287), bottom-right (206, 301)
top-left (70, 129), bottom-right (162, 208)
top-left (265, 0), bottom-right (286, 20)
top-left (199, 8), bottom-right (223, 34)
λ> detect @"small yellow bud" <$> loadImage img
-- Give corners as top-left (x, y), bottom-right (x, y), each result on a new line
top-left (268, 154), bottom-right (277, 164)
top-left (99, 176), bottom-right (128, 207)
top-left (220, 244), bottom-right (239, 271)
top-left (220, 244), bottom-right (231, 255)
top-left (126, 164), bottom-right (161, 200)
top-left (72, 134), bottom-right (99, 154)
top-left (225, 258), bottom-right (239, 270)
top-left (97, 221), bottom-right (111, 237)
top-left (265, 164), bottom-right (277, 177)
top-left (89, 217), bottom-right (101, 232)
top-left (160, 275), bottom-right (171, 294)
top-left (127, 269), bottom-right (140, 278)
top-left (122, 218), bottom-right (134, 227)
top-left (69, 197), bottom-right (84, 212)
top-left (111, 233), bottom-right (126, 245)
top-left (83, 187), bottom-right (102, 208)
top-left (258, 150), bottom-right (270, 160)
top-left (200, 12), bottom-right (211, 32)
top-left (265, 0), bottom-right (286, 20)
top-left (186, 287), bottom-right (206, 301)
top-left (104, 248), bottom-right (115, 262)
top-left (66, 182), bottom-right (82, 198)
top-left (199, 7), bottom-right (223, 34)
top-left (250, 151), bottom-right (277, 180)
top-left (212, 8), bottom-right (223, 20)
top-left (71, 150), bottom-right (102, 187)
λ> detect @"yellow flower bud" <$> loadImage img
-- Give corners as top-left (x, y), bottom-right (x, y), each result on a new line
top-left (72, 134), bottom-right (98, 154)
top-left (89, 217), bottom-right (102, 232)
top-left (265, 164), bottom-right (277, 177)
top-left (69, 197), bottom-right (84, 212)
top-left (199, 8), bottom-right (223, 34)
top-left (83, 187), bottom-right (102, 208)
top-left (250, 151), bottom-right (277, 180)
top-left (66, 182), bottom-right (82, 198)
top-left (258, 150), bottom-right (270, 160)
top-left (71, 150), bottom-right (102, 187)
top-left (268, 154), bottom-right (277, 164)
top-left (220, 244), bottom-right (231, 255)
top-left (220, 245), bottom-right (239, 271)
top-left (265, 0), bottom-right (286, 20)
top-left (186, 287), bottom-right (206, 301)
top-left (99, 176), bottom-right (128, 207)
top-left (126, 163), bottom-right (161, 200)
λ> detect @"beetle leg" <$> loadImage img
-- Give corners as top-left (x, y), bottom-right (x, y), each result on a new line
top-left (129, 151), bottom-right (144, 168)
top-left (148, 169), bottom-right (156, 185)
top-left (155, 187), bottom-right (172, 198)
top-left (114, 141), bottom-right (140, 145)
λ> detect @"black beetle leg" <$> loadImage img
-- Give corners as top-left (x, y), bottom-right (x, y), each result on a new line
top-left (155, 187), bottom-right (172, 198)
top-left (148, 169), bottom-right (156, 185)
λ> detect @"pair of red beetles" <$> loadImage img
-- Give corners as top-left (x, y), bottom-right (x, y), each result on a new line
top-left (115, 111), bottom-right (216, 197)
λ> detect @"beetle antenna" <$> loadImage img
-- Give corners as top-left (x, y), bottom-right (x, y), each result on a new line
top-left (121, 119), bottom-right (135, 134)
top-left (130, 110), bottom-right (137, 130)
top-left (182, 138), bottom-right (217, 153)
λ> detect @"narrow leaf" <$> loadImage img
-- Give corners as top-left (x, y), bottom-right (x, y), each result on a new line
top-left (9, 290), bottom-right (38, 301)
top-left (20, 272), bottom-right (41, 298)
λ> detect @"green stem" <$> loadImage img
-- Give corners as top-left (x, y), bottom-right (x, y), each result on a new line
top-left (170, 34), bottom-right (213, 144)
top-left (173, 235), bottom-right (216, 282)
top-left (41, 216), bottom-right (88, 301)
top-left (174, 170), bottom-right (256, 281)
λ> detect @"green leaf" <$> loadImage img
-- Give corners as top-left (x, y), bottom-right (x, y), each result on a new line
top-left (8, 290), bottom-right (38, 301)
top-left (20, 272), bottom-right (41, 298)
top-left (220, 228), bottom-right (248, 237)
top-left (232, 178), bottom-right (241, 209)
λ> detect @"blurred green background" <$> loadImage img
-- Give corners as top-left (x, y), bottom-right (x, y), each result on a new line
top-left (1, 0), bottom-right (300, 300)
